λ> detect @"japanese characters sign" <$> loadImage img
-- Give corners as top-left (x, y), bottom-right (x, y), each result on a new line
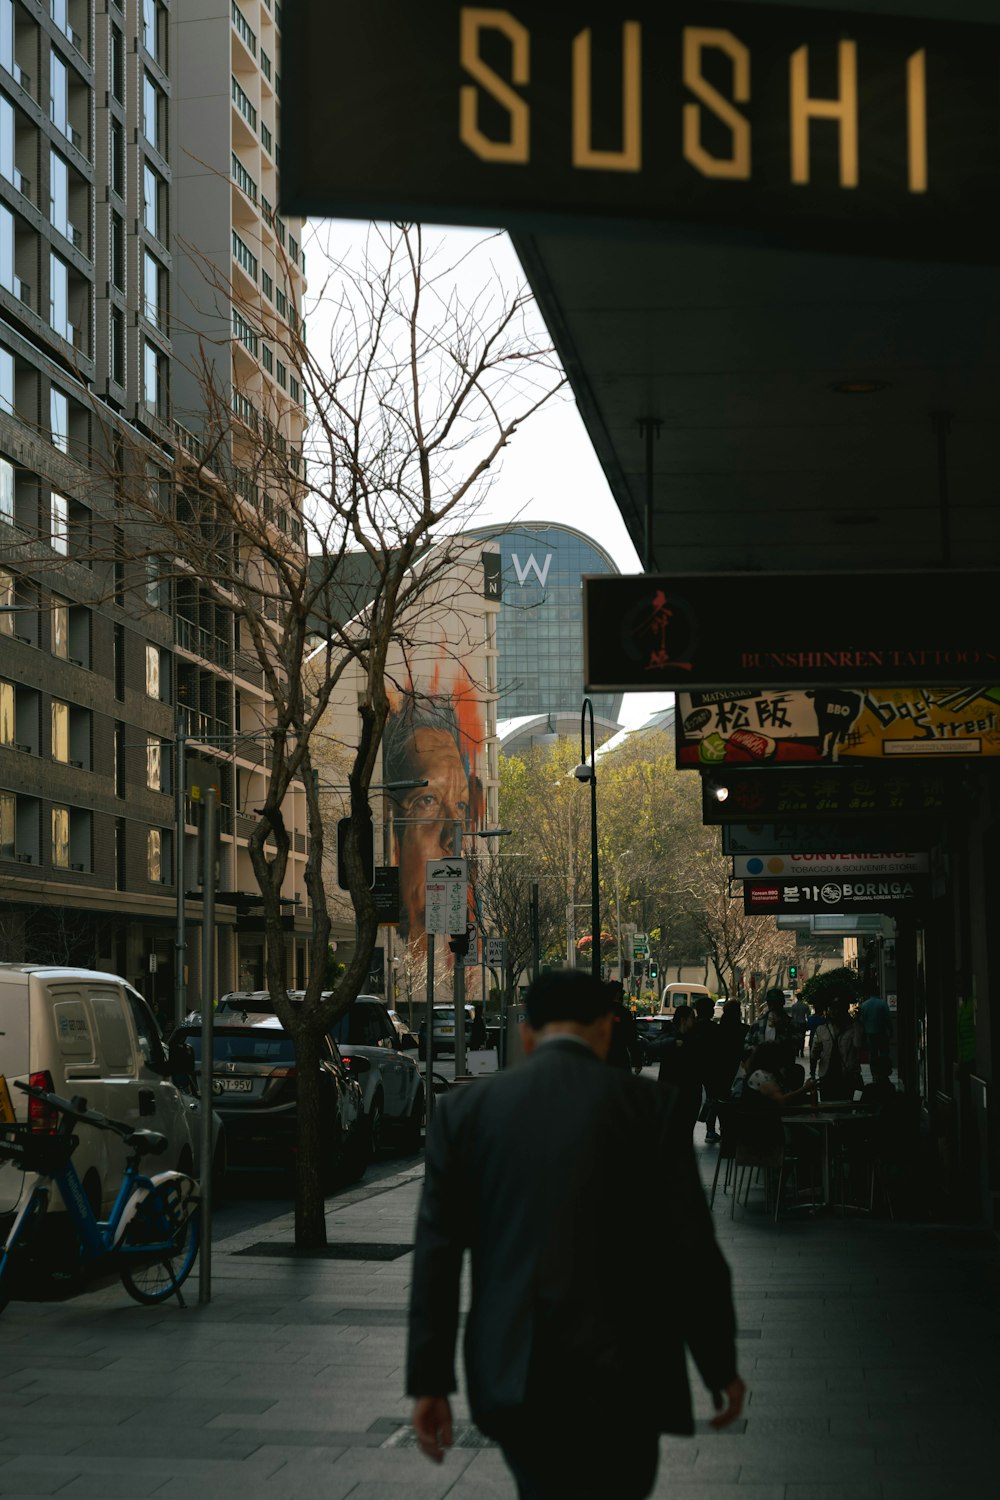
top-left (733, 852), bottom-right (928, 880)
top-left (744, 877), bottom-right (928, 914)
top-left (702, 768), bottom-right (952, 824)
top-left (584, 572), bottom-right (1000, 691)
top-left (678, 687), bottom-right (1000, 766)
top-left (285, 3), bottom-right (1000, 267)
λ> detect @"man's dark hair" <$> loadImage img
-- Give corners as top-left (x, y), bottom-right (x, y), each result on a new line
top-left (524, 970), bottom-right (614, 1029)
top-left (764, 987), bottom-right (786, 1011)
top-left (693, 994), bottom-right (714, 1021)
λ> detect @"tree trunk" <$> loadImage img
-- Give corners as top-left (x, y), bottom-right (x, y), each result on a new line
top-left (292, 1026), bottom-right (328, 1248)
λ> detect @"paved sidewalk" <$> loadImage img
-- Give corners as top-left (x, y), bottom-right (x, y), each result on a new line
top-left (2, 1142), bottom-right (999, 1498)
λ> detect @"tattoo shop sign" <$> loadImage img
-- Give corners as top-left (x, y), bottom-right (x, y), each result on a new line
top-left (583, 572), bottom-right (1000, 691)
top-left (744, 877), bottom-right (929, 915)
top-left (677, 687), bottom-right (1000, 766)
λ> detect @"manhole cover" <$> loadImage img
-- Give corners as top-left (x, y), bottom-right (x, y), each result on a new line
top-left (385, 1423), bottom-right (496, 1450)
top-left (233, 1241), bottom-right (413, 1261)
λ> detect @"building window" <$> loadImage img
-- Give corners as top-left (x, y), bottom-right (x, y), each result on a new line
top-left (111, 211), bottom-right (124, 289)
top-left (145, 642), bottom-right (160, 698)
top-left (110, 24), bottom-right (124, 102)
top-left (146, 738), bottom-right (161, 791)
top-left (0, 455), bottom-right (13, 523)
top-left (142, 73), bottom-right (159, 150)
top-left (50, 51), bottom-right (69, 137)
top-left (261, 269), bottom-right (272, 300)
top-left (51, 492), bottom-right (68, 554)
top-left (261, 343), bottom-right (272, 374)
top-left (0, 344), bottom-right (12, 414)
top-left (49, 252), bottom-right (70, 340)
top-left (0, 94), bottom-right (13, 185)
top-left (0, 788), bottom-right (14, 859)
top-left (0, 203), bottom-right (12, 293)
top-left (114, 723), bottom-right (125, 796)
top-left (146, 554), bottom-right (164, 608)
top-left (51, 700), bottom-right (69, 762)
top-left (51, 805), bottom-right (70, 868)
top-left (110, 306), bottom-right (124, 385)
top-left (110, 118), bottom-right (123, 195)
top-left (147, 827), bottom-right (161, 882)
top-left (50, 388), bottom-right (69, 453)
top-left (49, 150), bottom-right (69, 238)
top-left (0, 677), bottom-right (12, 744)
top-left (143, 339), bottom-right (160, 411)
top-left (143, 250), bottom-right (159, 327)
top-left (0, 0), bottom-right (11, 74)
top-left (276, 360), bottom-right (286, 390)
top-left (0, 567), bottom-right (12, 633)
top-left (143, 164), bottom-right (159, 237)
top-left (51, 595), bottom-right (69, 658)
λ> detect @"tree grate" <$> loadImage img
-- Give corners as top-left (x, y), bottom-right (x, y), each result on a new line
top-left (232, 1241), bottom-right (413, 1261)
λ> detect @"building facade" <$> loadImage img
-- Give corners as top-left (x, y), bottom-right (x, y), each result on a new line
top-left (1, 0), bottom-right (308, 1021)
top-left (465, 521), bottom-right (623, 748)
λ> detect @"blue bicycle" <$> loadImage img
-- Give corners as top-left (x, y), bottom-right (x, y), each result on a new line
top-left (0, 1081), bottom-right (200, 1310)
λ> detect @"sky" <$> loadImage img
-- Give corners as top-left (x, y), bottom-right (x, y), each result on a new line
top-left (304, 220), bottom-right (672, 732)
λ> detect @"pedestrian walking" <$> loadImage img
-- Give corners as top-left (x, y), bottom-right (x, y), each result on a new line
top-left (745, 988), bottom-right (798, 1068)
top-left (812, 994), bottom-right (864, 1101)
top-left (703, 998), bottom-right (746, 1144)
top-left (407, 970), bottom-right (744, 1500)
top-left (859, 993), bottom-right (893, 1075)
top-left (787, 991), bottom-right (809, 1056)
top-left (469, 1004), bottom-right (487, 1051)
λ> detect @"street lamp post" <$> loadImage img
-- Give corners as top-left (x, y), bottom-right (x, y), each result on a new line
top-left (574, 698), bottom-right (600, 981)
top-left (614, 850), bottom-right (632, 984)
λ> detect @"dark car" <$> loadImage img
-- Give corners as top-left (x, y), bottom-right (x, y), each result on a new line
top-left (634, 1014), bottom-right (675, 1066)
top-left (326, 996), bottom-right (424, 1154)
top-left (418, 1004), bottom-right (474, 1060)
top-left (175, 1019), bottom-right (369, 1186)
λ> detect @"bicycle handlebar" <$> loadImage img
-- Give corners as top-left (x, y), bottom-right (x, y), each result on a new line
top-left (13, 1080), bottom-right (134, 1140)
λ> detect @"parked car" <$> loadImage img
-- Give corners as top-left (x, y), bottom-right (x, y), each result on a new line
top-left (173, 1018), bottom-right (368, 1187)
top-left (326, 996), bottom-right (424, 1153)
top-left (0, 965), bottom-right (196, 1244)
top-left (387, 1010), bottom-right (420, 1050)
top-left (634, 1013), bottom-right (676, 1066)
top-left (418, 1004), bottom-right (475, 1060)
top-left (658, 982), bottom-right (712, 1015)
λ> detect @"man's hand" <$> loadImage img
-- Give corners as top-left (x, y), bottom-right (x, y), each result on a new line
top-left (710, 1377), bottom-right (747, 1430)
top-left (412, 1396), bottom-right (453, 1463)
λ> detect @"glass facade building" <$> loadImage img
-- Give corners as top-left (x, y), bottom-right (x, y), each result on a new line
top-left (468, 523), bottom-right (622, 724)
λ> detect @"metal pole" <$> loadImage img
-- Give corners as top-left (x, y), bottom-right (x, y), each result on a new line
top-left (452, 822), bottom-right (467, 1078)
top-left (581, 698), bottom-right (600, 982)
top-left (198, 788), bottom-right (216, 1305)
top-left (531, 882), bottom-right (540, 982)
top-left (616, 862), bottom-right (622, 985)
top-left (425, 932), bottom-right (435, 1121)
top-left (566, 801), bottom-right (574, 965)
top-left (174, 713), bottom-right (187, 1026)
top-left (383, 795), bottom-right (394, 1003)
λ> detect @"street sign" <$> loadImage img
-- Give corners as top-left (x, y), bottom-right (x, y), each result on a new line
top-left (484, 936), bottom-right (506, 969)
top-left (424, 857), bottom-right (469, 935)
top-left (733, 852), bottom-right (929, 880)
top-left (744, 876), bottom-right (929, 915)
top-left (459, 922), bottom-right (479, 967)
top-left (632, 933), bottom-right (649, 958)
top-left (373, 866), bottom-right (400, 924)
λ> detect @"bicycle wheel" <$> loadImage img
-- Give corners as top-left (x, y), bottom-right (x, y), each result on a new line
top-left (0, 1187), bottom-right (50, 1316)
top-left (119, 1178), bottom-right (200, 1305)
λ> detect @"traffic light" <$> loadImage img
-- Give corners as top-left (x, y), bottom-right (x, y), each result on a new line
top-left (649, 961), bottom-right (658, 980)
top-left (789, 963), bottom-right (798, 980)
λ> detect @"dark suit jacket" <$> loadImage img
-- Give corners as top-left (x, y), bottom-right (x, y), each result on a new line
top-left (406, 1037), bottom-right (737, 1437)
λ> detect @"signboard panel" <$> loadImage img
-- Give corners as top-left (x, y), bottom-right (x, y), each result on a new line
top-left (285, 3), bottom-right (1000, 267)
top-left (424, 857), bottom-right (469, 935)
top-left (484, 936), bottom-right (507, 968)
top-left (733, 852), bottom-right (928, 880)
top-left (722, 821), bottom-right (933, 855)
top-left (584, 571), bottom-right (1000, 691)
top-left (702, 768), bottom-right (952, 824)
top-left (744, 876), bottom-right (928, 914)
top-left (459, 922), bottom-right (480, 967)
top-left (373, 866), bottom-right (401, 925)
top-left (677, 687), bottom-right (1000, 765)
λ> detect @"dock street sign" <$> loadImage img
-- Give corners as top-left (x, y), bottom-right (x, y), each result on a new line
top-left (584, 572), bottom-right (1000, 692)
top-left (284, 3), bottom-right (1000, 265)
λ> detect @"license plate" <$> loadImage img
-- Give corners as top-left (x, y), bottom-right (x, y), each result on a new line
top-left (214, 1077), bottom-right (253, 1093)
top-left (0, 1075), bottom-right (14, 1124)
top-left (439, 1026), bottom-right (454, 1036)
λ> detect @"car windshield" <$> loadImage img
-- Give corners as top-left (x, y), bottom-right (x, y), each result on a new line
top-left (185, 1030), bottom-right (296, 1064)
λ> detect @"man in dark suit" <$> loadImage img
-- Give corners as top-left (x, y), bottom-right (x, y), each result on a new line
top-left (407, 970), bottom-right (744, 1499)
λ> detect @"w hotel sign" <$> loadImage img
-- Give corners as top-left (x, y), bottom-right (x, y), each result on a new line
top-left (284, 3), bottom-right (1000, 263)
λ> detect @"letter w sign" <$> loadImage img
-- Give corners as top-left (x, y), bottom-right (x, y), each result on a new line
top-left (511, 552), bottom-right (552, 587)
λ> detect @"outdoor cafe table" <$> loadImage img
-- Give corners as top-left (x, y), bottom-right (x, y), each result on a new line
top-left (781, 1102), bottom-right (876, 1209)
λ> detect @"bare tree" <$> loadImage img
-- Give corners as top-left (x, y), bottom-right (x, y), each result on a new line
top-left (95, 223), bottom-right (564, 1244)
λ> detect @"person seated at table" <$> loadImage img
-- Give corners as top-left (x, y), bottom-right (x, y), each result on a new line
top-left (811, 995), bottom-right (864, 1102)
top-left (739, 1042), bottom-right (817, 1152)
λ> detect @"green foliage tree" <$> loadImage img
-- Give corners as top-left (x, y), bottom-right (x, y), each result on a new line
top-left (800, 966), bottom-right (864, 1007)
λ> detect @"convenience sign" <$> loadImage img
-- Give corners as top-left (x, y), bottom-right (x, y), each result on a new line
top-left (733, 852), bottom-right (928, 880)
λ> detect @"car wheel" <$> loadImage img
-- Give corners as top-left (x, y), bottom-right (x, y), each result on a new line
top-left (399, 1087), bottom-right (424, 1155)
top-left (367, 1093), bottom-right (384, 1154)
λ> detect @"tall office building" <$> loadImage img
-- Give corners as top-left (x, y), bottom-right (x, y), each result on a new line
top-left (1, 0), bottom-right (309, 1011)
top-left (465, 521), bottom-right (623, 752)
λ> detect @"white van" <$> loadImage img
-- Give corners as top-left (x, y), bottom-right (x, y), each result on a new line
top-left (658, 982), bottom-right (713, 1015)
top-left (0, 965), bottom-right (194, 1232)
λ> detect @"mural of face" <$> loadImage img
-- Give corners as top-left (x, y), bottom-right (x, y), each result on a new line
top-left (394, 727), bottom-right (472, 950)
